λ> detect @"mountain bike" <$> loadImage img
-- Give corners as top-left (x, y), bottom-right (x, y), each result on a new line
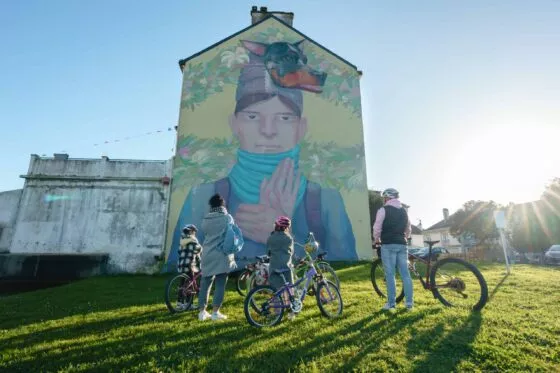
top-left (165, 271), bottom-right (201, 313)
top-left (370, 240), bottom-right (488, 311)
top-left (244, 234), bottom-right (343, 327)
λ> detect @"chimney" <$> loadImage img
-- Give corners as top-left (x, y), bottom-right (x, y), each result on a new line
top-left (417, 219), bottom-right (423, 231)
top-left (53, 153), bottom-right (69, 160)
top-left (443, 208), bottom-right (450, 221)
top-left (250, 6), bottom-right (294, 26)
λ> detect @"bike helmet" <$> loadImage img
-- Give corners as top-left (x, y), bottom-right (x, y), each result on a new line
top-left (274, 216), bottom-right (291, 229)
top-left (182, 224), bottom-right (198, 235)
top-left (381, 188), bottom-right (399, 199)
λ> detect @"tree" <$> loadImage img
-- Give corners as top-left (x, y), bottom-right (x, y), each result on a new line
top-left (509, 178), bottom-right (560, 252)
top-left (448, 200), bottom-right (500, 249)
top-left (368, 190), bottom-right (384, 230)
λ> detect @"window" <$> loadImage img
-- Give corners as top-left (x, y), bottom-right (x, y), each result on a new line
top-left (441, 232), bottom-right (449, 242)
top-left (424, 235), bottom-right (431, 242)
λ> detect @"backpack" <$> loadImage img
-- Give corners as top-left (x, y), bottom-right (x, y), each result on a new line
top-left (219, 215), bottom-right (245, 255)
top-left (214, 177), bottom-right (325, 247)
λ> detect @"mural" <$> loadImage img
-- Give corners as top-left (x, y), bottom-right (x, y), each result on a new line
top-left (165, 21), bottom-right (370, 270)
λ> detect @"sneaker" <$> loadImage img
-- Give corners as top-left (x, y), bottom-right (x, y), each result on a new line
top-left (187, 303), bottom-right (198, 311)
top-left (382, 303), bottom-right (396, 313)
top-left (211, 311), bottom-right (227, 321)
top-left (198, 310), bottom-right (211, 321)
top-left (405, 303), bottom-right (414, 311)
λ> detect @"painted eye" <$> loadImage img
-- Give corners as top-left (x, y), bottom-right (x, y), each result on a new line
top-left (247, 114), bottom-right (257, 120)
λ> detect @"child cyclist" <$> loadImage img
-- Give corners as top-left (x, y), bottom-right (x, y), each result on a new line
top-left (267, 216), bottom-right (297, 320)
top-left (177, 224), bottom-right (202, 311)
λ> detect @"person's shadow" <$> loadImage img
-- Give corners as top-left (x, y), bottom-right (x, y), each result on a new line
top-left (405, 311), bottom-right (482, 373)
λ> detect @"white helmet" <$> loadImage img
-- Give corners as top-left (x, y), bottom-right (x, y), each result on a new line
top-left (382, 188), bottom-right (399, 199)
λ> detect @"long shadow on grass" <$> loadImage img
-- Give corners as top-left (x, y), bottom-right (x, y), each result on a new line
top-left (3, 308), bottom-right (279, 372)
top-left (489, 273), bottom-right (510, 300)
top-left (221, 309), bottom-right (441, 373)
top-left (405, 312), bottom-right (482, 373)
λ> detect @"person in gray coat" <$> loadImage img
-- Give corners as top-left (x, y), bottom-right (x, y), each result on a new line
top-left (198, 194), bottom-right (237, 321)
top-left (267, 215), bottom-right (295, 290)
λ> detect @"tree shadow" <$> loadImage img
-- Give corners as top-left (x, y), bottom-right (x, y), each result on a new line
top-left (405, 312), bottom-right (482, 373)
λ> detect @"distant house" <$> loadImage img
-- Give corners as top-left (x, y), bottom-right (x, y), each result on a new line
top-left (422, 208), bottom-right (462, 253)
top-left (410, 223), bottom-right (424, 248)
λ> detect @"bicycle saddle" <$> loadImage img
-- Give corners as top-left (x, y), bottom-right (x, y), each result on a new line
top-left (273, 268), bottom-right (291, 274)
top-left (424, 240), bottom-right (440, 247)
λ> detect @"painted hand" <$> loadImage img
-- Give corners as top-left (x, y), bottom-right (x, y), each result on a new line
top-left (235, 159), bottom-right (301, 244)
top-left (261, 159), bottom-right (300, 217)
top-left (234, 204), bottom-right (279, 244)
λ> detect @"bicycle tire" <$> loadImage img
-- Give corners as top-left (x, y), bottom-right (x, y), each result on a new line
top-left (315, 280), bottom-right (343, 318)
top-left (370, 259), bottom-right (405, 303)
top-left (236, 269), bottom-right (251, 296)
top-left (429, 257), bottom-right (488, 311)
top-left (165, 273), bottom-right (194, 314)
top-left (244, 285), bottom-right (284, 328)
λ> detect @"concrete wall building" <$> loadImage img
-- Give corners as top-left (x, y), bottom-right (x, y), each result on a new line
top-left (2, 154), bottom-right (172, 275)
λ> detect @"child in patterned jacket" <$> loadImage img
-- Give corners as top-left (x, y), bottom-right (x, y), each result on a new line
top-left (177, 224), bottom-right (202, 310)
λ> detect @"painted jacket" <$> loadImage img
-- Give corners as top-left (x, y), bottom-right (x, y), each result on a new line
top-left (165, 179), bottom-right (357, 272)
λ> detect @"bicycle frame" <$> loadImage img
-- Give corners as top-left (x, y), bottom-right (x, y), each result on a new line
top-left (180, 272), bottom-right (201, 295)
top-left (268, 251), bottom-right (326, 311)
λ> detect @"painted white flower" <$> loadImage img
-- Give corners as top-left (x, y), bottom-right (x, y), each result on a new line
top-left (332, 68), bottom-right (342, 76)
top-left (199, 78), bottom-right (207, 86)
top-left (191, 149), bottom-right (208, 163)
top-left (221, 47), bottom-right (249, 68)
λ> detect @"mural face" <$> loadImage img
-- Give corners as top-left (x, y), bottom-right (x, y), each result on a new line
top-left (165, 21), bottom-right (370, 271)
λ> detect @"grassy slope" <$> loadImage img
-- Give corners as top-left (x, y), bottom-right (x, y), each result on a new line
top-left (0, 263), bottom-right (559, 373)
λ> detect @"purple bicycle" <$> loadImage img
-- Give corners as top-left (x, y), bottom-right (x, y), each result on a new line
top-left (243, 234), bottom-right (343, 327)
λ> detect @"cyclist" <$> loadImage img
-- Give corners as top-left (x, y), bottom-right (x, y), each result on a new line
top-left (177, 224), bottom-right (202, 311)
top-left (373, 188), bottom-right (414, 312)
top-left (267, 216), bottom-right (296, 320)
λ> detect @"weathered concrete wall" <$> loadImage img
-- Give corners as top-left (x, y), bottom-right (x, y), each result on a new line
top-left (0, 189), bottom-right (23, 252)
top-left (9, 155), bottom-right (172, 274)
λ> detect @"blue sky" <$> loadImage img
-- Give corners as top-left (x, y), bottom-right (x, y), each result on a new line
top-left (1, 0), bottom-right (559, 227)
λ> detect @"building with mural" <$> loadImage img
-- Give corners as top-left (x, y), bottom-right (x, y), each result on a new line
top-left (164, 7), bottom-right (370, 270)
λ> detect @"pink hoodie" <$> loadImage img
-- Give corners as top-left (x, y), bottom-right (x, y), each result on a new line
top-left (373, 198), bottom-right (412, 243)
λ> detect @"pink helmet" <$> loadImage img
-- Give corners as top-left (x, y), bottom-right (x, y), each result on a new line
top-left (274, 216), bottom-right (291, 229)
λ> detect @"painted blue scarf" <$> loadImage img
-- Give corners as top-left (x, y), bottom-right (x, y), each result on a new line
top-left (228, 146), bottom-right (307, 207)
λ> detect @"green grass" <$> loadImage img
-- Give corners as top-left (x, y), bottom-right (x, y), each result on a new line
top-left (1, 263), bottom-right (559, 372)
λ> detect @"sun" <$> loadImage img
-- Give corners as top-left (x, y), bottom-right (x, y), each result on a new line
top-left (447, 124), bottom-right (559, 205)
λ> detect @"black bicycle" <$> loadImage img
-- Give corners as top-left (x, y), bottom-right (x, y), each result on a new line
top-left (371, 240), bottom-right (488, 311)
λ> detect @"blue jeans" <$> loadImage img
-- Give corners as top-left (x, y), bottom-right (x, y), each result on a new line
top-left (381, 244), bottom-right (413, 307)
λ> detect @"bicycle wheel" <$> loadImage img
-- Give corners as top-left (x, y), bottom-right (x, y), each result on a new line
top-left (165, 274), bottom-right (194, 314)
top-left (430, 257), bottom-right (488, 311)
top-left (317, 262), bottom-right (340, 289)
top-left (316, 280), bottom-right (343, 318)
top-left (244, 285), bottom-right (284, 328)
top-left (236, 269), bottom-right (252, 296)
top-left (370, 259), bottom-right (405, 303)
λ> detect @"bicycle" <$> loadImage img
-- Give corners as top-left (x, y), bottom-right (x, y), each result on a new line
top-left (244, 235), bottom-right (343, 327)
top-left (293, 245), bottom-right (340, 294)
top-left (235, 255), bottom-right (270, 296)
top-left (164, 271), bottom-right (201, 313)
top-left (370, 240), bottom-right (489, 311)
